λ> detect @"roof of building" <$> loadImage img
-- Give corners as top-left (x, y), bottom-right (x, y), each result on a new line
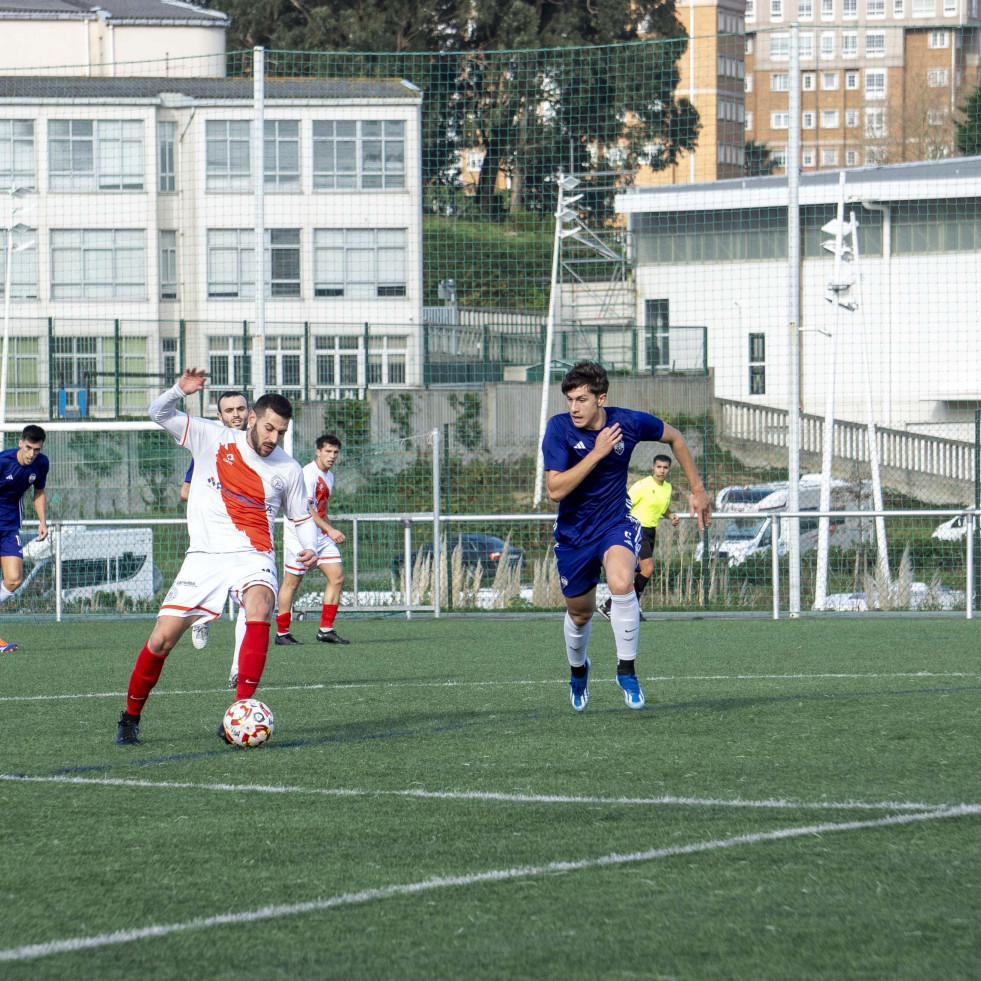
top-left (0, 0), bottom-right (227, 23)
top-left (616, 156), bottom-right (981, 213)
top-left (0, 75), bottom-right (423, 101)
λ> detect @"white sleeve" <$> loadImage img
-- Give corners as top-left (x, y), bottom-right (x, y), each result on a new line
top-left (285, 467), bottom-right (318, 551)
top-left (149, 383), bottom-right (192, 445)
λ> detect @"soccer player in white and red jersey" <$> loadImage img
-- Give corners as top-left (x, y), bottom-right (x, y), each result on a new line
top-left (274, 433), bottom-right (350, 645)
top-left (115, 368), bottom-right (318, 746)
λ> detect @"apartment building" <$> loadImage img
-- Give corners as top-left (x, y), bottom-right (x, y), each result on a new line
top-left (745, 0), bottom-right (981, 170)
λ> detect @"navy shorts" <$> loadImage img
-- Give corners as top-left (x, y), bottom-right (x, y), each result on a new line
top-left (554, 518), bottom-right (642, 598)
top-left (0, 529), bottom-right (22, 559)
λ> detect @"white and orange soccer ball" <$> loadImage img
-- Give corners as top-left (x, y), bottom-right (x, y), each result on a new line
top-left (221, 698), bottom-right (274, 747)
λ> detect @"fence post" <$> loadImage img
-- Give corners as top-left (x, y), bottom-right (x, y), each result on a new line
top-left (114, 318), bottom-right (120, 419)
top-left (47, 316), bottom-right (54, 421)
top-left (432, 426), bottom-right (441, 617)
top-left (772, 515), bottom-right (781, 620)
top-left (53, 522), bottom-right (62, 623)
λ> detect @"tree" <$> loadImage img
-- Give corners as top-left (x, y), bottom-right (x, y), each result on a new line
top-left (207, 0), bottom-right (699, 218)
top-left (744, 139), bottom-right (775, 177)
top-left (956, 84), bottom-right (981, 156)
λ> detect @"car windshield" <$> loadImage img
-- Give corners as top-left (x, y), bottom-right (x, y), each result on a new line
top-left (723, 517), bottom-right (768, 541)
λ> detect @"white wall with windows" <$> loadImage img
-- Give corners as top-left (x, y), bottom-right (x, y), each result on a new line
top-left (0, 76), bottom-right (424, 417)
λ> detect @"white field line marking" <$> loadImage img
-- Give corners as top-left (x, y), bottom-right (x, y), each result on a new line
top-left (0, 671), bottom-right (974, 704)
top-left (0, 773), bottom-right (952, 813)
top-left (1, 804), bottom-right (978, 964)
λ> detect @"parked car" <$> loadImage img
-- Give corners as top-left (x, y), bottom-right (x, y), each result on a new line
top-left (392, 533), bottom-right (525, 580)
top-left (932, 515), bottom-right (969, 541)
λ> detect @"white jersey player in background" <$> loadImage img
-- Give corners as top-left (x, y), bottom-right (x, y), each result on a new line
top-left (115, 368), bottom-right (318, 746)
top-left (275, 433), bottom-right (350, 645)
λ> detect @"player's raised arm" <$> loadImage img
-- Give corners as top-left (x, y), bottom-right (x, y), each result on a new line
top-left (149, 367), bottom-right (208, 442)
top-left (658, 424), bottom-right (712, 530)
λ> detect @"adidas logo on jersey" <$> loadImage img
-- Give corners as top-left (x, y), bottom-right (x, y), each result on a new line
top-left (573, 441), bottom-right (586, 450)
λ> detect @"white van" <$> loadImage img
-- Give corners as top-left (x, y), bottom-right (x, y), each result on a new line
top-left (696, 475), bottom-right (874, 566)
top-left (931, 515), bottom-right (969, 541)
top-left (21, 526), bottom-right (160, 604)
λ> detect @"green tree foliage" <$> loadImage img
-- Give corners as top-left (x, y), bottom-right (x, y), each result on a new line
top-left (208, 0), bottom-right (698, 218)
top-left (744, 139), bottom-right (776, 177)
top-left (955, 85), bottom-right (981, 156)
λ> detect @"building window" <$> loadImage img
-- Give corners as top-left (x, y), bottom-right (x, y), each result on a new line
top-left (821, 33), bottom-right (836, 57)
top-left (771, 112), bottom-right (791, 129)
top-left (207, 335), bottom-right (251, 393)
top-left (161, 337), bottom-right (178, 386)
top-left (263, 120), bottom-right (300, 188)
top-left (749, 334), bottom-right (765, 395)
top-left (845, 70), bottom-right (860, 89)
top-left (314, 335), bottom-right (362, 395)
top-left (821, 71), bottom-right (839, 89)
top-left (206, 120), bottom-right (250, 191)
top-left (312, 120), bottom-right (405, 190)
top-left (943, 0), bottom-right (955, 12)
top-left (746, 111), bottom-right (754, 130)
top-left (158, 121), bottom-right (175, 193)
top-left (927, 68), bottom-right (949, 86)
top-left (262, 336), bottom-right (303, 401)
top-left (159, 230), bottom-right (177, 300)
top-left (368, 335), bottom-right (407, 385)
top-left (803, 73), bottom-right (816, 90)
top-left (867, 0), bottom-right (885, 14)
top-left (799, 0), bottom-right (814, 18)
top-left (52, 335), bottom-right (147, 412)
top-left (820, 148), bottom-right (839, 165)
top-left (842, 34), bottom-right (858, 58)
top-left (771, 0), bottom-right (784, 17)
top-left (820, 110), bottom-right (840, 128)
top-left (912, 0), bottom-right (934, 13)
top-left (313, 228), bottom-right (407, 299)
top-left (843, 0), bottom-right (858, 15)
top-left (6, 337), bottom-right (39, 411)
top-left (845, 149), bottom-right (859, 165)
top-left (800, 33), bottom-right (814, 58)
top-left (771, 73), bottom-right (790, 91)
top-left (803, 111), bottom-right (816, 129)
top-left (927, 108), bottom-right (947, 125)
top-left (865, 107), bottom-right (887, 137)
top-left (0, 120), bottom-right (35, 190)
top-left (893, 0), bottom-right (904, 13)
top-left (207, 229), bottom-right (254, 299)
top-left (50, 229), bottom-right (146, 299)
top-left (745, 75), bottom-right (754, 93)
top-left (802, 148), bottom-right (816, 166)
top-left (846, 109), bottom-right (860, 127)
top-left (771, 148), bottom-right (788, 168)
top-left (747, 0), bottom-right (756, 17)
top-left (770, 33), bottom-right (790, 58)
top-left (49, 120), bottom-right (143, 191)
top-left (267, 229), bottom-right (301, 297)
top-left (0, 228), bottom-right (38, 299)
top-left (865, 70), bottom-right (886, 97)
top-left (822, 0), bottom-right (835, 14)
top-left (928, 29), bottom-right (949, 47)
top-left (865, 31), bottom-right (886, 55)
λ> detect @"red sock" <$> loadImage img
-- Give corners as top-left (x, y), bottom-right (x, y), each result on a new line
top-left (276, 611), bottom-right (291, 635)
top-left (126, 642), bottom-right (168, 716)
top-left (320, 603), bottom-right (338, 630)
top-left (236, 621), bottom-right (271, 700)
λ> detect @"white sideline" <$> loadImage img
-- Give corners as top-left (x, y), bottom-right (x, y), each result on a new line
top-left (1, 804), bottom-right (977, 964)
top-left (0, 773), bottom-right (952, 812)
top-left (0, 671), bottom-right (973, 703)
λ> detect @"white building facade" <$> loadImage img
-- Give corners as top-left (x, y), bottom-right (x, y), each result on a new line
top-left (0, 75), bottom-right (424, 418)
top-left (616, 156), bottom-right (981, 438)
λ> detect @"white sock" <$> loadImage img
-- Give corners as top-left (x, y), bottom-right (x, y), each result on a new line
top-left (564, 612), bottom-right (592, 668)
top-left (609, 591), bottom-right (640, 663)
top-left (0, 584), bottom-right (14, 605)
top-left (231, 607), bottom-right (246, 676)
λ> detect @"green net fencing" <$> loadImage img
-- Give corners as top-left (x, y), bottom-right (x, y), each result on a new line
top-left (0, 31), bottom-right (979, 616)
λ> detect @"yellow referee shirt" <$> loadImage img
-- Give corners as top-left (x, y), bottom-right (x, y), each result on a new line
top-left (628, 477), bottom-right (672, 528)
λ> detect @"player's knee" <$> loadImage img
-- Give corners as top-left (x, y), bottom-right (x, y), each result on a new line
top-left (4, 575), bottom-right (22, 591)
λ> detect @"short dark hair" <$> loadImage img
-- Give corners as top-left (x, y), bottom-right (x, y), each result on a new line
top-left (216, 390), bottom-right (248, 412)
top-left (317, 434), bottom-right (342, 450)
top-left (561, 360), bottom-right (609, 397)
top-left (253, 393), bottom-right (293, 421)
top-left (653, 454), bottom-right (672, 467)
top-left (21, 424), bottom-right (45, 443)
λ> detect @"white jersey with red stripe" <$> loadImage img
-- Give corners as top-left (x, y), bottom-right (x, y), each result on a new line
top-left (282, 459), bottom-right (334, 559)
top-left (150, 383), bottom-right (316, 557)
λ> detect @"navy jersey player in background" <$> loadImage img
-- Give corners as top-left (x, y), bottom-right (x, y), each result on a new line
top-left (0, 424), bottom-right (49, 651)
top-left (542, 362), bottom-right (711, 712)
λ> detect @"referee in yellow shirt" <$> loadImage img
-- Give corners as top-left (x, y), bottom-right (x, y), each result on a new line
top-left (600, 454), bottom-right (679, 621)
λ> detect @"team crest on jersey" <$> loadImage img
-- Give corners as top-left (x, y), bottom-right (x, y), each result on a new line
top-left (614, 441), bottom-right (625, 455)
top-left (223, 452), bottom-right (236, 465)
top-left (28, 474), bottom-right (35, 483)
top-left (271, 475), bottom-right (285, 492)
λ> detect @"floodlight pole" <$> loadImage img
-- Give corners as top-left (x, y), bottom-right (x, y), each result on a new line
top-left (1, 185), bottom-right (31, 430)
top-left (533, 174), bottom-right (579, 507)
top-left (252, 46), bottom-right (267, 400)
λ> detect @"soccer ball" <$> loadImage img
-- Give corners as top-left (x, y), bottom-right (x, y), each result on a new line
top-left (222, 698), bottom-right (274, 747)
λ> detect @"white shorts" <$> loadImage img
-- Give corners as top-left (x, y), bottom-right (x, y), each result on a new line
top-left (283, 527), bottom-right (340, 577)
top-left (159, 550), bottom-right (279, 623)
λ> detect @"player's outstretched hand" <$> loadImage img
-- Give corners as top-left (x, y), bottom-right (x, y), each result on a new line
top-left (177, 367), bottom-right (207, 396)
top-left (688, 489), bottom-right (713, 531)
top-left (297, 548), bottom-right (318, 571)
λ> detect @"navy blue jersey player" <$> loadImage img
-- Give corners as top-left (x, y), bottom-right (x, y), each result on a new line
top-left (542, 361), bottom-right (711, 712)
top-left (0, 424), bottom-right (49, 651)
